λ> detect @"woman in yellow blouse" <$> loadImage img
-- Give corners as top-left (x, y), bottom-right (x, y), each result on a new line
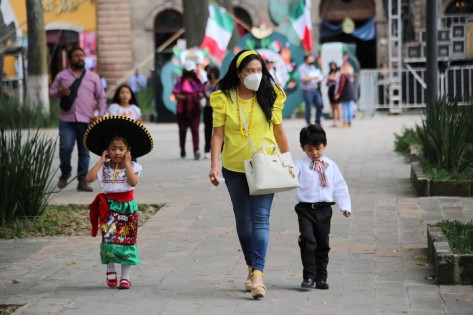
top-left (209, 50), bottom-right (290, 299)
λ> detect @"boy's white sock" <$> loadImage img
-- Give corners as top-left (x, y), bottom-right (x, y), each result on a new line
top-left (107, 263), bottom-right (116, 279)
top-left (121, 264), bottom-right (131, 280)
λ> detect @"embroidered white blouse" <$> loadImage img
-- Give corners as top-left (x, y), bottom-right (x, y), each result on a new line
top-left (294, 156), bottom-right (352, 213)
top-left (106, 103), bottom-right (142, 120)
top-left (97, 161), bottom-right (142, 194)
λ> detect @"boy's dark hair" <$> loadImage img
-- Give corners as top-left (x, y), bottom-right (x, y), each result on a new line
top-left (300, 124), bottom-right (327, 146)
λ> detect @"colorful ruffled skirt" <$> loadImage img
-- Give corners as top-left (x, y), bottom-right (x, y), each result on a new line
top-left (100, 199), bottom-right (140, 265)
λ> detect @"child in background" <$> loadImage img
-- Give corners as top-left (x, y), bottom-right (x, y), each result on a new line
top-left (107, 84), bottom-right (142, 122)
top-left (84, 116), bottom-right (153, 289)
top-left (294, 124), bottom-right (351, 290)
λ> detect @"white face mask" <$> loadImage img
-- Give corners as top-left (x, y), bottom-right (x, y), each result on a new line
top-left (241, 73), bottom-right (262, 91)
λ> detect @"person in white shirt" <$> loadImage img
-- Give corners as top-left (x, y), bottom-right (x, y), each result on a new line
top-left (128, 69), bottom-right (147, 94)
top-left (265, 59), bottom-right (283, 87)
top-left (298, 55), bottom-right (324, 125)
top-left (294, 124), bottom-right (351, 290)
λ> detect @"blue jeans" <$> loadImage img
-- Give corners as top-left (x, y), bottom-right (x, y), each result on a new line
top-left (222, 168), bottom-right (274, 272)
top-left (302, 89), bottom-right (323, 125)
top-left (342, 101), bottom-right (354, 123)
top-left (59, 120), bottom-right (90, 179)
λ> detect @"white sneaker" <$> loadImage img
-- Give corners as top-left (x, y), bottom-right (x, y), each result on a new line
top-left (204, 152), bottom-right (211, 159)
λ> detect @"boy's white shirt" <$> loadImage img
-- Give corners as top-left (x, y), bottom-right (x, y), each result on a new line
top-left (294, 156), bottom-right (352, 213)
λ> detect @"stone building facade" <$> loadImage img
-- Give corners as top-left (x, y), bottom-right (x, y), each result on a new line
top-left (97, 0), bottom-right (469, 89)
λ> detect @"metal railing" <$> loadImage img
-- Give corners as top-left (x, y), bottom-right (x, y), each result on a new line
top-left (357, 65), bottom-right (473, 113)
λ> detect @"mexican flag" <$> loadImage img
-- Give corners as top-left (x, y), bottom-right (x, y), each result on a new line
top-left (200, 2), bottom-right (235, 62)
top-left (290, 0), bottom-right (312, 52)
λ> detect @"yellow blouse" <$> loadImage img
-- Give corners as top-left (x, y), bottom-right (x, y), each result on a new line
top-left (210, 87), bottom-right (286, 173)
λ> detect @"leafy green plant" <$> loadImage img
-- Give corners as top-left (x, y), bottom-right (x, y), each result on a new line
top-left (135, 86), bottom-right (155, 116)
top-left (0, 97), bottom-right (59, 129)
top-left (394, 127), bottom-right (420, 155)
top-left (420, 160), bottom-right (473, 180)
top-left (416, 97), bottom-right (473, 172)
top-left (0, 128), bottom-right (57, 225)
top-left (439, 220), bottom-right (473, 254)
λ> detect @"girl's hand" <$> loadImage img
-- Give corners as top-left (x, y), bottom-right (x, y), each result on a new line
top-left (125, 150), bottom-right (132, 164)
top-left (100, 150), bottom-right (109, 163)
top-left (342, 210), bottom-right (350, 218)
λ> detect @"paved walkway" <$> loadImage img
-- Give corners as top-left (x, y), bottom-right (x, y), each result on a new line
top-left (1, 114), bottom-right (472, 315)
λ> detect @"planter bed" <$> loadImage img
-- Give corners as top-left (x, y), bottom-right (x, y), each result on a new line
top-left (410, 162), bottom-right (473, 197)
top-left (427, 225), bottom-right (473, 284)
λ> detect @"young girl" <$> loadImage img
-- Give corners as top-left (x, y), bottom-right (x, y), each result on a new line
top-left (107, 84), bottom-right (142, 122)
top-left (84, 116), bottom-right (153, 290)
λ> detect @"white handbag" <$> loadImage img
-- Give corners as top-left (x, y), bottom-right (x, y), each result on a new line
top-left (244, 137), bottom-right (299, 195)
top-left (236, 90), bottom-right (299, 195)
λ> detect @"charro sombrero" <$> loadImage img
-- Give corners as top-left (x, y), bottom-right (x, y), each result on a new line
top-left (83, 115), bottom-right (153, 158)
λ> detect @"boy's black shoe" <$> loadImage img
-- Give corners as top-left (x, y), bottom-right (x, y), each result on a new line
top-left (315, 280), bottom-right (329, 290)
top-left (301, 278), bottom-right (315, 289)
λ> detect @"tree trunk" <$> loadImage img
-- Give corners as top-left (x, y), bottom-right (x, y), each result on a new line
top-left (26, 0), bottom-right (49, 113)
top-left (182, 0), bottom-right (208, 48)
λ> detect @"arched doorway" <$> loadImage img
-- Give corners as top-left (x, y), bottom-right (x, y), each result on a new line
top-left (445, 0), bottom-right (473, 13)
top-left (154, 9), bottom-right (184, 52)
top-left (319, 0), bottom-right (377, 69)
top-left (234, 6), bottom-right (252, 36)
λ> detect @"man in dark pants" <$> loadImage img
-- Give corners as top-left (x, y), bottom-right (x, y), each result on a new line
top-left (298, 54), bottom-right (324, 125)
top-left (49, 46), bottom-right (106, 191)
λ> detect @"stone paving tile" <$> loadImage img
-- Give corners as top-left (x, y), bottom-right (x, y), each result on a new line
top-left (1, 115), bottom-right (473, 314)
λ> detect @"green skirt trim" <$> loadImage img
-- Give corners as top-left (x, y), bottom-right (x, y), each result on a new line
top-left (100, 243), bottom-right (140, 265)
top-left (107, 199), bottom-right (138, 214)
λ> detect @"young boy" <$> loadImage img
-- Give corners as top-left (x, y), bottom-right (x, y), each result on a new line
top-left (294, 124), bottom-right (351, 290)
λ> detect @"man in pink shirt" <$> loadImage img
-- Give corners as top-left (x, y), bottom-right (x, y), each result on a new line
top-left (49, 46), bottom-right (107, 192)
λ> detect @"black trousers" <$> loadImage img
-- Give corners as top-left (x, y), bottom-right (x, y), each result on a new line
top-left (295, 202), bottom-right (333, 281)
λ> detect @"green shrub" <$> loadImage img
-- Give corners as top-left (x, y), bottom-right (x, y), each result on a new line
top-left (420, 160), bottom-right (473, 180)
top-left (0, 128), bottom-right (57, 225)
top-left (0, 97), bottom-right (59, 129)
top-left (439, 220), bottom-right (473, 254)
top-left (394, 127), bottom-right (419, 155)
top-left (135, 86), bottom-right (155, 116)
top-left (416, 97), bottom-right (473, 172)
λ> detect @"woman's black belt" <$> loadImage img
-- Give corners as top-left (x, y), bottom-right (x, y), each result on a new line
top-left (298, 202), bottom-right (336, 209)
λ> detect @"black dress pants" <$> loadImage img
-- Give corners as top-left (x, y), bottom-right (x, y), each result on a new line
top-left (295, 202), bottom-right (333, 281)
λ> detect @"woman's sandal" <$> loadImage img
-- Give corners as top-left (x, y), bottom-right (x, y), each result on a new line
top-left (251, 270), bottom-right (266, 299)
top-left (119, 278), bottom-right (132, 289)
top-left (245, 266), bottom-right (252, 292)
top-left (106, 271), bottom-right (117, 287)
